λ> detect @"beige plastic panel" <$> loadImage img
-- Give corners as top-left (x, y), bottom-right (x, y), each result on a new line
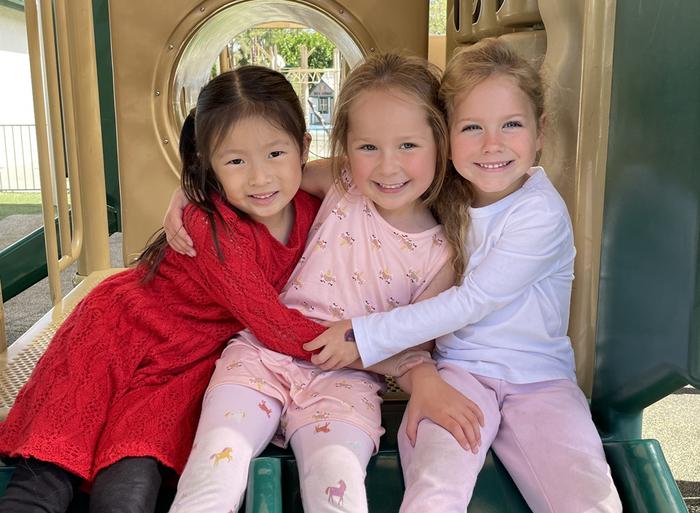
top-left (109, 0), bottom-right (429, 263)
top-left (446, 0), bottom-right (543, 59)
top-left (446, 0), bottom-right (615, 394)
top-left (497, 0), bottom-right (542, 28)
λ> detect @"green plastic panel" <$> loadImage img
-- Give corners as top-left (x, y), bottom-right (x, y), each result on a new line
top-left (0, 465), bottom-right (12, 497)
top-left (0, 0), bottom-right (24, 12)
top-left (92, 0), bottom-right (121, 232)
top-left (246, 458), bottom-right (283, 513)
top-left (0, 206), bottom-right (117, 302)
top-left (605, 440), bottom-right (687, 513)
top-left (0, 226), bottom-right (49, 302)
top-left (592, 0), bottom-right (700, 440)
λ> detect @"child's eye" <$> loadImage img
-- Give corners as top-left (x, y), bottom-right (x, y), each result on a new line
top-left (504, 120), bottom-right (523, 129)
top-left (269, 150), bottom-right (285, 158)
top-left (359, 144), bottom-right (377, 151)
top-left (227, 158), bottom-right (244, 165)
top-left (399, 142), bottom-right (417, 150)
top-left (461, 124), bottom-right (481, 132)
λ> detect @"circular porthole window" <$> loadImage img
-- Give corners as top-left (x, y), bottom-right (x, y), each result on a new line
top-left (154, 0), bottom-right (370, 172)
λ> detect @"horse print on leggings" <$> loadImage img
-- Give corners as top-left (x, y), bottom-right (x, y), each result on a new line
top-left (325, 479), bottom-right (347, 506)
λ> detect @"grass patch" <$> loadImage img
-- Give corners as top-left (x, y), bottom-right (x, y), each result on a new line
top-left (0, 191), bottom-right (43, 220)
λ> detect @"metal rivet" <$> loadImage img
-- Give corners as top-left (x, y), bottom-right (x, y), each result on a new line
top-left (162, 138), bottom-right (169, 145)
top-left (155, 90), bottom-right (161, 96)
top-left (370, 47), bottom-right (376, 52)
top-left (339, 9), bottom-right (344, 14)
top-left (199, 6), bottom-right (205, 12)
top-left (168, 43), bottom-right (174, 50)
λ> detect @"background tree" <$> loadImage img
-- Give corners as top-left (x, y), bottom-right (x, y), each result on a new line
top-left (429, 0), bottom-right (447, 35)
top-left (231, 28), bottom-right (334, 69)
top-left (273, 30), bottom-right (334, 68)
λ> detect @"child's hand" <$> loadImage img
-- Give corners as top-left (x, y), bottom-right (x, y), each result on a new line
top-left (163, 188), bottom-right (195, 256)
top-left (303, 319), bottom-right (359, 370)
top-left (401, 364), bottom-right (484, 454)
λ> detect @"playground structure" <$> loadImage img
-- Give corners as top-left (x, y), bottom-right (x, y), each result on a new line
top-left (0, 0), bottom-right (699, 511)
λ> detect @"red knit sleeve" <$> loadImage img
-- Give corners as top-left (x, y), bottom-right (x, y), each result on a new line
top-left (184, 206), bottom-right (324, 360)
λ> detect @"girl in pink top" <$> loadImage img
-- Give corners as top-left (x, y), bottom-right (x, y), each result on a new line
top-left (163, 55), bottom-right (482, 513)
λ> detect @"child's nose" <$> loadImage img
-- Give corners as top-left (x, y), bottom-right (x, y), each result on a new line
top-left (249, 164), bottom-right (272, 185)
top-left (482, 132), bottom-right (503, 152)
top-left (378, 151), bottom-right (399, 175)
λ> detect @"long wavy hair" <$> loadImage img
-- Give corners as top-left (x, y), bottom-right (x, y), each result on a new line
top-left (438, 38), bottom-right (545, 282)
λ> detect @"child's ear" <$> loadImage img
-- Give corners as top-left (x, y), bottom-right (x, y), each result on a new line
top-left (536, 114), bottom-right (546, 151)
top-left (301, 132), bottom-right (312, 164)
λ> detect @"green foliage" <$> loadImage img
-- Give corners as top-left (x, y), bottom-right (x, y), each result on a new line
top-left (0, 192), bottom-right (42, 220)
top-left (429, 0), bottom-right (447, 35)
top-left (231, 28), bottom-right (334, 69)
top-left (274, 30), bottom-right (334, 68)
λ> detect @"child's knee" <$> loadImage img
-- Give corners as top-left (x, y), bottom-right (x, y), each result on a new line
top-left (296, 446), bottom-right (368, 513)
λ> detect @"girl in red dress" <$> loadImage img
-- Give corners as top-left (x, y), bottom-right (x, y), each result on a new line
top-left (0, 66), bottom-right (327, 513)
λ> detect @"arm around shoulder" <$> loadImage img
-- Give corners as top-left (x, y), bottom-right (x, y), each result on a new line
top-left (301, 158), bottom-right (334, 198)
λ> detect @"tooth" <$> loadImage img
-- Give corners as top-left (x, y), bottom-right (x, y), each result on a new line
top-left (379, 182), bottom-right (405, 189)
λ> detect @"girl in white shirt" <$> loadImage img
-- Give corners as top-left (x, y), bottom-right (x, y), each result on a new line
top-left (305, 38), bottom-right (623, 513)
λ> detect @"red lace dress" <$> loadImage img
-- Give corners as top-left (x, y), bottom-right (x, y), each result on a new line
top-left (0, 191), bottom-right (325, 480)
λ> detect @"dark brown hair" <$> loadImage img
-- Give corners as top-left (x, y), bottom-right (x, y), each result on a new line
top-left (137, 66), bottom-right (306, 281)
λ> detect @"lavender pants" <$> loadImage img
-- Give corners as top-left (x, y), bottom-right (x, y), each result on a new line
top-left (398, 363), bottom-right (622, 513)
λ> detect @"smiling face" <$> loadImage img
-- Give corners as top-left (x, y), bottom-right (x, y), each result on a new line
top-left (345, 88), bottom-right (438, 226)
top-left (449, 73), bottom-right (543, 207)
top-left (210, 116), bottom-right (307, 232)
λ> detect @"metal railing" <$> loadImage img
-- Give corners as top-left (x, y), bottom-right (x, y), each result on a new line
top-left (307, 126), bottom-right (331, 160)
top-left (0, 124), bottom-right (40, 191)
top-left (23, 0), bottom-right (110, 304)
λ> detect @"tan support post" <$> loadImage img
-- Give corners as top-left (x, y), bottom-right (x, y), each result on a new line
top-left (0, 282), bottom-right (6, 355)
top-left (25, 0), bottom-right (63, 304)
top-left (37, 0), bottom-right (72, 260)
top-left (64, 0), bottom-right (111, 277)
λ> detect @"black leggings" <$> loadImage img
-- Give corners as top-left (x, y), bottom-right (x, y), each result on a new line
top-left (0, 456), bottom-right (162, 513)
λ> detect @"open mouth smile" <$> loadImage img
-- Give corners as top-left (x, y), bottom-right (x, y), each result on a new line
top-left (374, 181), bottom-right (409, 192)
top-left (476, 161), bottom-right (513, 170)
top-left (249, 191), bottom-right (278, 201)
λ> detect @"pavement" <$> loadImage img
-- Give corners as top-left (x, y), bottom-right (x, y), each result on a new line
top-left (643, 386), bottom-right (700, 512)
top-left (1, 213), bottom-right (698, 510)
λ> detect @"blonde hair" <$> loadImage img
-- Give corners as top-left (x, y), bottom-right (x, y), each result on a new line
top-left (329, 53), bottom-right (449, 207)
top-left (436, 37), bottom-right (546, 281)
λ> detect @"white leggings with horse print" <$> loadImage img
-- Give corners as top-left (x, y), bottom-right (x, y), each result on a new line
top-left (169, 384), bottom-right (375, 513)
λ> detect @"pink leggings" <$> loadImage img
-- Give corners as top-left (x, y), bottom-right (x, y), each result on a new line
top-left (169, 384), bottom-right (374, 513)
top-left (399, 364), bottom-right (622, 513)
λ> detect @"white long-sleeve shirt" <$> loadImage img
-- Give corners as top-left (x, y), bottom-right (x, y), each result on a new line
top-left (352, 168), bottom-right (577, 383)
